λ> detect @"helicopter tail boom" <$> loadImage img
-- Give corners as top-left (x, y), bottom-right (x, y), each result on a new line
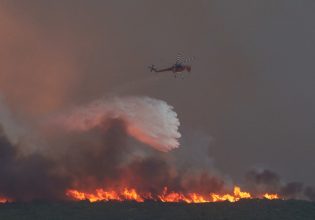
top-left (148, 65), bottom-right (157, 72)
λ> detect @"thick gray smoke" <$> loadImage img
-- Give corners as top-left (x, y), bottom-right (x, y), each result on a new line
top-left (0, 126), bottom-right (69, 201)
top-left (245, 169), bottom-right (315, 201)
top-left (51, 96), bottom-right (181, 152)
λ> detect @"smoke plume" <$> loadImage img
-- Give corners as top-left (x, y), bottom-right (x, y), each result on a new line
top-left (0, 96), bottom-right (314, 202)
top-left (52, 116), bottom-right (225, 197)
top-left (245, 169), bottom-right (315, 201)
top-left (0, 95), bottom-right (230, 201)
top-left (0, 126), bottom-right (69, 201)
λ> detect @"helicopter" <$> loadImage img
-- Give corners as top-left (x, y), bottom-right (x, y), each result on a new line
top-left (148, 53), bottom-right (195, 78)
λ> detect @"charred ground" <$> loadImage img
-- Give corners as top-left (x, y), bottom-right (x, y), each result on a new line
top-left (0, 199), bottom-right (314, 220)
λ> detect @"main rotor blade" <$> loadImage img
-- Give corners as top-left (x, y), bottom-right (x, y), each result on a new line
top-left (182, 56), bottom-right (195, 64)
top-left (176, 53), bottom-right (185, 64)
top-left (175, 53), bottom-right (195, 64)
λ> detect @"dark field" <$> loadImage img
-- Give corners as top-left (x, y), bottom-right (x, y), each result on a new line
top-left (0, 199), bottom-right (314, 220)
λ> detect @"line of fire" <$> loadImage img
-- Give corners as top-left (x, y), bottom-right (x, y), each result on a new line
top-left (65, 186), bottom-right (279, 203)
top-left (0, 186), bottom-right (279, 204)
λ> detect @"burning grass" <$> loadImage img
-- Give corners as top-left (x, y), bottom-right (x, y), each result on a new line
top-left (66, 186), bottom-right (280, 203)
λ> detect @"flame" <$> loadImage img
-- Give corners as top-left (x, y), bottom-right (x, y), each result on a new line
top-left (66, 188), bottom-right (145, 202)
top-left (158, 191), bottom-right (209, 203)
top-left (66, 186), bottom-right (280, 203)
top-left (263, 193), bottom-right (279, 200)
top-left (158, 187), bottom-right (193, 203)
top-left (122, 188), bottom-right (145, 202)
top-left (210, 186), bottom-right (251, 202)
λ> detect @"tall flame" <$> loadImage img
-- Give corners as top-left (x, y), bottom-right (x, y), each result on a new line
top-left (66, 186), bottom-right (280, 203)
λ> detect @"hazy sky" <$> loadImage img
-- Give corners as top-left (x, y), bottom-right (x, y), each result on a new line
top-left (0, 0), bottom-right (315, 185)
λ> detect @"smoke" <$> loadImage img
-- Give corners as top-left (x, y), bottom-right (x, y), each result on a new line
top-left (304, 187), bottom-right (315, 201)
top-left (0, 126), bottom-right (69, 201)
top-left (0, 95), bottom-right (228, 201)
top-left (0, 96), bottom-right (314, 202)
top-left (0, 96), bottom-right (24, 143)
top-left (0, 0), bottom-right (314, 204)
top-left (0, 4), bottom-right (80, 118)
top-left (50, 96), bottom-right (181, 152)
top-left (245, 169), bottom-right (315, 201)
top-left (53, 116), bottom-right (225, 196)
top-left (245, 169), bottom-right (281, 193)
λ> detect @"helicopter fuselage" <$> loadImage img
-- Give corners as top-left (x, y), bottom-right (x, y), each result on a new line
top-left (152, 64), bottom-right (191, 73)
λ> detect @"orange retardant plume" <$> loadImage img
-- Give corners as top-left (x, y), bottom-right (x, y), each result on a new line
top-left (66, 186), bottom-right (281, 203)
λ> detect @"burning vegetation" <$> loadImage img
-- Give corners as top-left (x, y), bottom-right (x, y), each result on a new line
top-left (66, 186), bottom-right (280, 203)
top-left (0, 97), bottom-right (314, 203)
